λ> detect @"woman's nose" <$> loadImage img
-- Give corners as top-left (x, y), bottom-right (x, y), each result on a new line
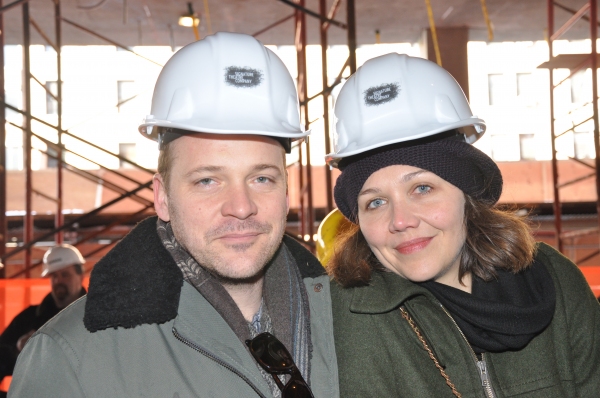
top-left (389, 202), bottom-right (420, 232)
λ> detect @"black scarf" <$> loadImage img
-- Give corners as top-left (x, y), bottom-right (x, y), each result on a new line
top-left (420, 259), bottom-right (556, 354)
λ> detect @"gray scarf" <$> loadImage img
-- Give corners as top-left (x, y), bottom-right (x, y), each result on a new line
top-left (156, 219), bottom-right (311, 397)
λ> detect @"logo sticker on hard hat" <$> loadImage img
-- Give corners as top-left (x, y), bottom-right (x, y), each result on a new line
top-left (363, 83), bottom-right (400, 106)
top-left (224, 66), bottom-right (264, 88)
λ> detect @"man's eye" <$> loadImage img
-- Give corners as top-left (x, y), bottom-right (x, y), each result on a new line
top-left (198, 178), bottom-right (214, 185)
top-left (367, 198), bottom-right (386, 209)
top-left (256, 176), bottom-right (272, 183)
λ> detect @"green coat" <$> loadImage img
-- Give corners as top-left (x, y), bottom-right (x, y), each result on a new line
top-left (9, 218), bottom-right (339, 398)
top-left (331, 243), bottom-right (600, 397)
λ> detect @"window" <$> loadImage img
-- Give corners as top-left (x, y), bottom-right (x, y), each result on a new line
top-left (117, 81), bottom-right (136, 112)
top-left (487, 74), bottom-right (504, 106)
top-left (574, 131), bottom-right (595, 159)
top-left (516, 73), bottom-right (535, 105)
top-left (6, 145), bottom-right (22, 170)
top-left (571, 69), bottom-right (591, 104)
top-left (519, 134), bottom-right (536, 160)
top-left (46, 146), bottom-right (66, 168)
top-left (119, 143), bottom-right (136, 168)
top-left (45, 81), bottom-right (58, 115)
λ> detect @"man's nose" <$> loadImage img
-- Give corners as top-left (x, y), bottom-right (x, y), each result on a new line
top-left (221, 183), bottom-right (258, 220)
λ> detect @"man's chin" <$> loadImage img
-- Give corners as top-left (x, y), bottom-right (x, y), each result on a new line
top-left (213, 269), bottom-right (265, 286)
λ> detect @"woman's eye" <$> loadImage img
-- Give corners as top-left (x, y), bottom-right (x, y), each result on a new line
top-left (367, 198), bottom-right (386, 209)
top-left (415, 185), bottom-right (431, 194)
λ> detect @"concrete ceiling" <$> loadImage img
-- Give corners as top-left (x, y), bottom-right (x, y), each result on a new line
top-left (2, 0), bottom-right (595, 48)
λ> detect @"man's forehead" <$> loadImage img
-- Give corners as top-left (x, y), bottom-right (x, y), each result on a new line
top-left (171, 132), bottom-right (284, 150)
top-left (172, 134), bottom-right (285, 161)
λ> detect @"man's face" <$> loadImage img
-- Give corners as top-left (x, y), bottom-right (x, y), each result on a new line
top-left (49, 265), bottom-right (83, 308)
top-left (154, 134), bottom-right (289, 284)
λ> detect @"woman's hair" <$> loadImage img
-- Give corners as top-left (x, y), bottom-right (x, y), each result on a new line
top-left (327, 194), bottom-right (537, 288)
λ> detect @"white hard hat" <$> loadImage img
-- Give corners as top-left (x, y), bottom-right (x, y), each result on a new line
top-left (326, 53), bottom-right (485, 167)
top-left (139, 32), bottom-right (308, 146)
top-left (42, 244), bottom-right (85, 277)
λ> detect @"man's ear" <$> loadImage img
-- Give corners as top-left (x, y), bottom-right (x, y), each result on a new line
top-left (153, 173), bottom-right (170, 222)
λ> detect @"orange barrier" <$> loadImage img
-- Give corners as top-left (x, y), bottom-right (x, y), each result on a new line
top-left (0, 278), bottom-right (89, 332)
top-left (580, 267), bottom-right (600, 297)
top-left (0, 278), bottom-right (89, 392)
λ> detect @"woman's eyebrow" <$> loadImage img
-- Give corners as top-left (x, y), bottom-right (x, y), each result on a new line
top-left (401, 169), bottom-right (428, 183)
top-left (358, 187), bottom-right (381, 198)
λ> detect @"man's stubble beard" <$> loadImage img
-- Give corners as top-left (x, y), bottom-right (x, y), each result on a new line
top-left (168, 202), bottom-right (286, 285)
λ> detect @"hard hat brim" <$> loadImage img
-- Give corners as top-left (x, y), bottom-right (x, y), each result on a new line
top-left (326, 118), bottom-right (485, 168)
top-left (139, 118), bottom-right (310, 142)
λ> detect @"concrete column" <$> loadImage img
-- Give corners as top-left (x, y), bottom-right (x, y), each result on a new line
top-left (421, 27), bottom-right (470, 100)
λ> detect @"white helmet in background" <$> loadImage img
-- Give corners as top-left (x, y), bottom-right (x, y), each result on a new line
top-left (326, 53), bottom-right (485, 167)
top-left (139, 32), bottom-right (308, 148)
top-left (42, 244), bottom-right (85, 277)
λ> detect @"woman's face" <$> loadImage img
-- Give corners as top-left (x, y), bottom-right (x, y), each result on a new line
top-left (357, 164), bottom-right (468, 290)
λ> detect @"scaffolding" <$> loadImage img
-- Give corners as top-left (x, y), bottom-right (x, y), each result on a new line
top-left (0, 0), bottom-right (358, 277)
top-left (539, 0), bottom-right (600, 262)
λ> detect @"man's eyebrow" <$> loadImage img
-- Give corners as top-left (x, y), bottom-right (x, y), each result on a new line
top-left (184, 164), bottom-right (283, 178)
top-left (184, 165), bottom-right (224, 178)
top-left (252, 164), bottom-right (283, 173)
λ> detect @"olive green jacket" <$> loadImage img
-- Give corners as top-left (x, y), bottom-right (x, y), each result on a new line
top-left (331, 243), bottom-right (600, 397)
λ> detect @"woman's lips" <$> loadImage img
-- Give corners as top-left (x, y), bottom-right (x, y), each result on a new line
top-left (395, 237), bottom-right (433, 255)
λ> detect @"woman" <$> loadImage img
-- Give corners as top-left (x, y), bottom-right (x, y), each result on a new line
top-left (326, 53), bottom-right (600, 397)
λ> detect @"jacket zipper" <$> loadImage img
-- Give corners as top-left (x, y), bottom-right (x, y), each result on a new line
top-left (439, 305), bottom-right (497, 398)
top-left (172, 327), bottom-right (268, 398)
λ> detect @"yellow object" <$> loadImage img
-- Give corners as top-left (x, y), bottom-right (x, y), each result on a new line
top-left (480, 0), bottom-right (494, 41)
top-left (425, 0), bottom-right (442, 67)
top-left (203, 0), bottom-right (213, 35)
top-left (316, 208), bottom-right (352, 266)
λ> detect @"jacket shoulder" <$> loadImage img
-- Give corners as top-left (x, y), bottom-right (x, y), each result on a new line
top-left (535, 242), bottom-right (586, 284)
top-left (84, 216), bottom-right (183, 332)
top-left (283, 235), bottom-right (325, 278)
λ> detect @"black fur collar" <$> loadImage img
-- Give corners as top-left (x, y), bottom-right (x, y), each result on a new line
top-left (84, 216), bottom-right (324, 332)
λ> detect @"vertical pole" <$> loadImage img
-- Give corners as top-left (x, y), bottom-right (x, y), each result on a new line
top-left (0, 0), bottom-right (6, 278)
top-left (547, 0), bottom-right (563, 252)
top-left (23, 2), bottom-right (32, 275)
top-left (294, 3), bottom-right (304, 239)
top-left (320, 0), bottom-right (333, 212)
top-left (347, 0), bottom-right (357, 74)
top-left (295, 0), bottom-right (313, 243)
top-left (55, 0), bottom-right (63, 243)
top-left (590, 0), bottom-right (600, 251)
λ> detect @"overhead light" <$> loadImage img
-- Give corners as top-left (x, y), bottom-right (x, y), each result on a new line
top-left (178, 15), bottom-right (197, 27)
top-left (178, 2), bottom-right (201, 40)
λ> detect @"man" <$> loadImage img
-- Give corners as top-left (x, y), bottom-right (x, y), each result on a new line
top-left (9, 32), bottom-right (338, 397)
top-left (0, 244), bottom-right (86, 381)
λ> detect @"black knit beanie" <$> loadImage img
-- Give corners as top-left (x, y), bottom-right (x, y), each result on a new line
top-left (334, 134), bottom-right (503, 223)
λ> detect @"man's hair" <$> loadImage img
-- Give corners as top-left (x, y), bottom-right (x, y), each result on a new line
top-left (327, 194), bottom-right (537, 288)
top-left (157, 140), bottom-right (174, 189)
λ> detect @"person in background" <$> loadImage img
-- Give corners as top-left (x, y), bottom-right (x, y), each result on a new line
top-left (9, 32), bottom-right (338, 398)
top-left (0, 244), bottom-right (86, 382)
top-left (326, 53), bottom-right (600, 397)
